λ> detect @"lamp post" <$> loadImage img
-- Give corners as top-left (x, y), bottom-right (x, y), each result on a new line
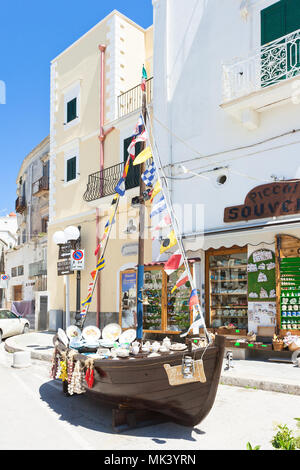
top-left (53, 225), bottom-right (81, 329)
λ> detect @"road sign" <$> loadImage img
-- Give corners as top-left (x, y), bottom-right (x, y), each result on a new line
top-left (58, 242), bottom-right (73, 260)
top-left (71, 249), bottom-right (85, 270)
top-left (57, 259), bottom-right (74, 276)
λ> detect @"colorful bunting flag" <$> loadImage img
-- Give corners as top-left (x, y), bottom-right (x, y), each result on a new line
top-left (151, 213), bottom-right (172, 232)
top-left (150, 180), bottom-right (162, 203)
top-left (91, 270), bottom-right (97, 280)
top-left (115, 177), bottom-right (126, 197)
top-left (141, 162), bottom-right (156, 186)
top-left (81, 294), bottom-right (92, 308)
top-left (142, 65), bottom-right (148, 80)
top-left (171, 271), bottom-right (189, 294)
top-left (189, 289), bottom-right (200, 310)
top-left (160, 230), bottom-right (177, 254)
top-left (133, 146), bottom-right (152, 166)
top-left (132, 115), bottom-right (144, 137)
top-left (150, 197), bottom-right (167, 219)
top-left (164, 250), bottom-right (184, 276)
top-left (96, 257), bottom-right (106, 272)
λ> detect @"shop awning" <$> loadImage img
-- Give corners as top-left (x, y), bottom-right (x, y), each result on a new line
top-left (183, 218), bottom-right (300, 251)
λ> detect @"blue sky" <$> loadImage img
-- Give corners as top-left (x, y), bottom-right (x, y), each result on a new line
top-left (0, 0), bottom-right (153, 213)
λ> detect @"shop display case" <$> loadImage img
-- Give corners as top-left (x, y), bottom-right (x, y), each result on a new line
top-left (206, 248), bottom-right (248, 329)
top-left (143, 268), bottom-right (163, 331)
top-left (167, 268), bottom-right (191, 332)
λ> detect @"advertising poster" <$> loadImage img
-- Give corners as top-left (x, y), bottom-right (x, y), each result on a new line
top-left (121, 271), bottom-right (137, 329)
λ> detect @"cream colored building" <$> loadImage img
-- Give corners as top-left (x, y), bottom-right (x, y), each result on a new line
top-left (48, 10), bottom-right (153, 329)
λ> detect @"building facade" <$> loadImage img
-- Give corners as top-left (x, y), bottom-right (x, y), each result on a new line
top-left (48, 10), bottom-right (155, 331)
top-left (152, 0), bottom-right (300, 336)
top-left (5, 136), bottom-right (50, 330)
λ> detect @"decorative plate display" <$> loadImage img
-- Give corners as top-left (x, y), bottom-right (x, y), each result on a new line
top-left (82, 326), bottom-right (101, 342)
top-left (57, 328), bottom-right (69, 347)
top-left (118, 329), bottom-right (136, 345)
top-left (66, 325), bottom-right (81, 340)
top-left (99, 339), bottom-right (115, 348)
top-left (169, 343), bottom-right (187, 351)
top-left (102, 323), bottom-right (122, 342)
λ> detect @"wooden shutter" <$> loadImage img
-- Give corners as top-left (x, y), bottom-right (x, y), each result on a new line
top-left (67, 98), bottom-right (77, 123)
top-left (67, 157), bottom-right (76, 182)
top-left (285, 0), bottom-right (300, 34)
top-left (261, 1), bottom-right (286, 45)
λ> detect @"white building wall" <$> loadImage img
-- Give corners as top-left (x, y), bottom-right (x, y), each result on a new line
top-left (153, 0), bottom-right (300, 238)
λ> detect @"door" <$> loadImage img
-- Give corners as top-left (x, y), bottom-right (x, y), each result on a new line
top-left (39, 296), bottom-right (48, 331)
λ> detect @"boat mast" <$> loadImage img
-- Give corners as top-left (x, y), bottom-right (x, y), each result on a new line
top-left (136, 82), bottom-right (147, 340)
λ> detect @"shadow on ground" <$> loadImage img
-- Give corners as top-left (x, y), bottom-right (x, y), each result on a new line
top-left (39, 380), bottom-right (204, 443)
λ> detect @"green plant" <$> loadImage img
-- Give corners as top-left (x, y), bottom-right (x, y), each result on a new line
top-left (246, 442), bottom-right (260, 450)
top-left (271, 424), bottom-right (297, 450)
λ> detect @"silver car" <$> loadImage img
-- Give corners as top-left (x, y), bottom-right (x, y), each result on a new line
top-left (0, 309), bottom-right (30, 343)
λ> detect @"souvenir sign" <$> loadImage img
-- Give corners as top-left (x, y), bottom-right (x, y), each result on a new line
top-left (102, 323), bottom-right (122, 342)
top-left (82, 326), bottom-right (101, 343)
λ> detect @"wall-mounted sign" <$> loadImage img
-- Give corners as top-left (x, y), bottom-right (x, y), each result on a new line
top-left (57, 260), bottom-right (74, 276)
top-left (70, 249), bottom-right (85, 270)
top-left (224, 180), bottom-right (300, 223)
top-left (58, 242), bottom-right (73, 260)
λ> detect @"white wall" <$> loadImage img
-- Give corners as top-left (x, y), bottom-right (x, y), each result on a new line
top-left (153, 0), bottom-right (300, 235)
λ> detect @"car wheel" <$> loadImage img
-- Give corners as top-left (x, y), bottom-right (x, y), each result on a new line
top-left (23, 324), bottom-right (30, 334)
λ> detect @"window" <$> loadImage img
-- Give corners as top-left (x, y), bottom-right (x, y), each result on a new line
top-left (66, 156), bottom-right (77, 182)
top-left (41, 216), bottom-right (49, 233)
top-left (261, 0), bottom-right (300, 46)
top-left (17, 266), bottom-right (24, 276)
top-left (11, 267), bottom-right (17, 278)
top-left (67, 97), bottom-right (77, 123)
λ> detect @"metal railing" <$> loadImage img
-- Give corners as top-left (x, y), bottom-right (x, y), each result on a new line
top-left (118, 77), bottom-right (153, 118)
top-left (15, 196), bottom-right (26, 214)
top-left (29, 260), bottom-right (47, 277)
top-left (32, 176), bottom-right (49, 196)
top-left (222, 29), bottom-right (300, 102)
top-left (83, 162), bottom-right (140, 202)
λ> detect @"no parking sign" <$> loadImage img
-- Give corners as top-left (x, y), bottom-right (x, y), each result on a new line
top-left (70, 249), bottom-right (85, 270)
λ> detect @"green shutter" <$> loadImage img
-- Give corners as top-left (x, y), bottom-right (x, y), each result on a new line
top-left (285, 0), bottom-right (300, 34)
top-left (261, 1), bottom-right (286, 45)
top-left (67, 157), bottom-right (76, 182)
top-left (67, 98), bottom-right (77, 123)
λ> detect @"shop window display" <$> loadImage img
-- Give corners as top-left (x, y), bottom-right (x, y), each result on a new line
top-left (143, 269), bottom-right (162, 331)
top-left (167, 268), bottom-right (191, 332)
top-left (207, 250), bottom-right (248, 329)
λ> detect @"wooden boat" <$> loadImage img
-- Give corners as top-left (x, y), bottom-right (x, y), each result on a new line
top-left (55, 334), bottom-right (225, 427)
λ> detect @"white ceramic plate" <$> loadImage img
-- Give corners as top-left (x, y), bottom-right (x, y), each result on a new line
top-left (66, 325), bottom-right (81, 340)
top-left (82, 326), bottom-right (101, 342)
top-left (57, 328), bottom-right (69, 347)
top-left (118, 329), bottom-right (136, 345)
top-left (102, 323), bottom-right (122, 342)
top-left (99, 339), bottom-right (115, 348)
top-left (169, 343), bottom-right (187, 351)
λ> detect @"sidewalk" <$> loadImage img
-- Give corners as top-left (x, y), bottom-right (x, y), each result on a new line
top-left (4, 331), bottom-right (300, 394)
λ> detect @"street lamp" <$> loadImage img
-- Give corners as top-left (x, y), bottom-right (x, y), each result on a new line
top-left (64, 226), bottom-right (82, 327)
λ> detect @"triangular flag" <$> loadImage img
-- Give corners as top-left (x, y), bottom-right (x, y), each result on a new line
top-left (150, 180), bottom-right (162, 203)
top-left (115, 177), bottom-right (126, 196)
top-left (171, 271), bottom-right (189, 294)
top-left (123, 159), bottom-right (130, 178)
top-left (133, 146), bottom-right (152, 166)
top-left (96, 257), bottom-right (106, 272)
top-left (164, 250), bottom-right (184, 276)
top-left (151, 214), bottom-right (172, 232)
top-left (150, 197), bottom-right (167, 219)
top-left (132, 116), bottom-right (144, 137)
top-left (91, 270), bottom-right (97, 280)
top-left (160, 230), bottom-right (177, 254)
top-left (142, 65), bottom-right (148, 80)
top-left (189, 289), bottom-right (200, 310)
top-left (94, 243), bottom-right (101, 256)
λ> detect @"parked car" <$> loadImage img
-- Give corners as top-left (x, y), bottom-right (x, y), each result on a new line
top-left (0, 309), bottom-right (30, 343)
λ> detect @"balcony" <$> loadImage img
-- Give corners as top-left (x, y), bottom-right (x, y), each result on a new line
top-left (221, 29), bottom-right (300, 129)
top-left (29, 260), bottom-right (47, 278)
top-left (118, 77), bottom-right (153, 118)
top-left (83, 162), bottom-right (140, 202)
top-left (32, 176), bottom-right (49, 197)
top-left (15, 196), bottom-right (26, 214)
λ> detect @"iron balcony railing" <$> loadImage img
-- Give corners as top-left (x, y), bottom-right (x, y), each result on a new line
top-left (15, 196), bottom-right (26, 214)
top-left (118, 77), bottom-right (153, 118)
top-left (29, 260), bottom-right (47, 278)
top-left (83, 162), bottom-right (140, 202)
top-left (222, 28), bottom-right (300, 102)
top-left (32, 175), bottom-right (49, 196)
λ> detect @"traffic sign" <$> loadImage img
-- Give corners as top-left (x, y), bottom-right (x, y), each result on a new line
top-left (57, 260), bottom-right (74, 276)
top-left (71, 249), bottom-right (85, 270)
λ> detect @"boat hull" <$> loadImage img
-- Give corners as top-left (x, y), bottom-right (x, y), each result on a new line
top-left (58, 335), bottom-right (225, 427)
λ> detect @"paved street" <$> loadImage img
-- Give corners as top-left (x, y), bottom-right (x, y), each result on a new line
top-left (1, 344), bottom-right (299, 451)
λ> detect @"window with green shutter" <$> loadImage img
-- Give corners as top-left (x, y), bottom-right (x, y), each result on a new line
top-left (66, 156), bottom-right (77, 182)
top-left (67, 98), bottom-right (77, 123)
top-left (261, 0), bottom-right (300, 86)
